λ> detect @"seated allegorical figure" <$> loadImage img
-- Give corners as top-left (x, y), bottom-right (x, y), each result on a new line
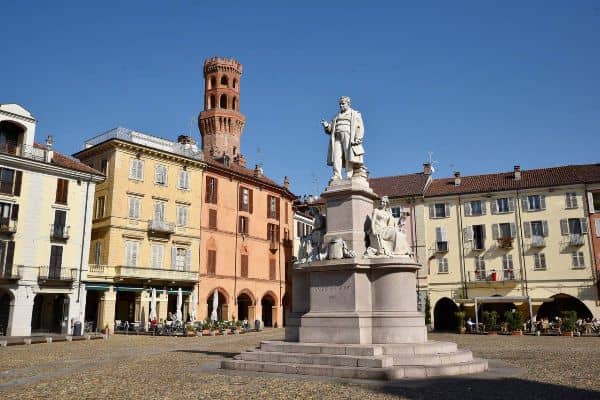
top-left (368, 196), bottom-right (412, 257)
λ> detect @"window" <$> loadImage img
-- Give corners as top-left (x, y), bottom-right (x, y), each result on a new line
top-left (593, 193), bottom-right (600, 213)
top-left (524, 195), bottom-right (545, 211)
top-left (561, 218), bottom-right (588, 236)
top-left (49, 245), bottom-right (63, 278)
top-left (205, 176), bottom-right (218, 204)
top-left (100, 159), bottom-right (108, 175)
top-left (52, 210), bottom-right (67, 238)
top-left (220, 94), bottom-right (228, 109)
top-left (241, 254), bottom-right (248, 278)
top-left (565, 192), bottom-right (578, 209)
top-left (154, 164), bottom-right (167, 185)
top-left (296, 221), bottom-right (302, 238)
top-left (437, 258), bottom-right (448, 273)
top-left (95, 196), bottom-right (105, 219)
top-left (502, 254), bottom-right (514, 279)
top-left (435, 227), bottom-right (448, 252)
top-left (129, 159), bottom-right (144, 180)
top-left (151, 244), bottom-right (164, 268)
top-left (128, 196), bottom-right (141, 219)
top-left (221, 75), bottom-right (229, 87)
top-left (267, 196), bottom-right (279, 219)
top-left (492, 223), bottom-right (515, 240)
top-left (239, 187), bottom-right (253, 212)
top-left (269, 259), bottom-right (277, 280)
top-left (0, 201), bottom-right (18, 229)
top-left (572, 252), bottom-right (585, 268)
top-left (568, 218), bottom-right (583, 235)
top-left (176, 205), bottom-right (188, 227)
top-left (208, 209), bottom-right (217, 229)
top-left (125, 241), bottom-right (139, 266)
top-left (465, 200), bottom-right (485, 216)
top-left (178, 170), bottom-right (190, 190)
top-left (267, 223), bottom-right (279, 243)
top-left (0, 168), bottom-right (21, 195)
top-left (93, 241), bottom-right (102, 265)
top-left (475, 256), bottom-right (486, 280)
top-left (430, 203), bottom-right (449, 218)
top-left (524, 220), bottom-right (548, 238)
top-left (153, 201), bottom-right (166, 222)
top-left (172, 247), bottom-right (189, 271)
top-left (239, 216), bottom-right (249, 235)
top-left (493, 197), bottom-right (513, 214)
top-left (595, 219), bottom-right (600, 238)
top-left (391, 207), bottom-right (402, 219)
top-left (55, 178), bottom-right (69, 204)
top-left (533, 253), bottom-right (546, 270)
top-left (0, 240), bottom-right (16, 276)
top-left (207, 249), bottom-right (216, 275)
top-left (473, 225), bottom-right (486, 250)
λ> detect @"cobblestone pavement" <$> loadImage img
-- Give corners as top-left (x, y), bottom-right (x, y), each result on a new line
top-left (1, 330), bottom-right (599, 399)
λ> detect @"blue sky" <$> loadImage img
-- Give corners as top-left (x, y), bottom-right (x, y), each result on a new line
top-left (2, 1), bottom-right (599, 196)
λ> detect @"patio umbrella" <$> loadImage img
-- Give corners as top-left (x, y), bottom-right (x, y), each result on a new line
top-left (149, 288), bottom-right (157, 321)
top-left (190, 290), bottom-right (197, 322)
top-left (211, 289), bottom-right (218, 322)
top-left (176, 288), bottom-right (183, 322)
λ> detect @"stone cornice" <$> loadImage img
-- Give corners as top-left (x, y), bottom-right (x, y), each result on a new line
top-left (0, 109), bottom-right (36, 123)
top-left (0, 153), bottom-right (104, 182)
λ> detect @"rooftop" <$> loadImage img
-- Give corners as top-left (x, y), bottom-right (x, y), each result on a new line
top-left (369, 173), bottom-right (431, 198)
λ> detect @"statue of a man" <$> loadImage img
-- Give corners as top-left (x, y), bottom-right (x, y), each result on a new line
top-left (369, 196), bottom-right (412, 257)
top-left (320, 96), bottom-right (365, 181)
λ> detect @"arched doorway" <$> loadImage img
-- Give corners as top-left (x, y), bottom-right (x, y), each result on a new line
top-left (207, 290), bottom-right (227, 321)
top-left (261, 293), bottom-right (276, 327)
top-left (0, 290), bottom-right (12, 335)
top-left (537, 293), bottom-right (593, 320)
top-left (84, 291), bottom-right (101, 331)
top-left (0, 120), bottom-right (25, 155)
top-left (31, 293), bottom-right (68, 333)
top-left (237, 293), bottom-right (252, 321)
top-left (433, 297), bottom-right (458, 331)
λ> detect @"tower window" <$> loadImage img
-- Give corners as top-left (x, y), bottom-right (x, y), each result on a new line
top-left (220, 94), bottom-right (228, 109)
top-left (221, 75), bottom-right (229, 87)
top-left (209, 95), bottom-right (216, 109)
top-left (232, 78), bottom-right (237, 88)
top-left (232, 97), bottom-right (237, 110)
top-left (210, 77), bottom-right (216, 89)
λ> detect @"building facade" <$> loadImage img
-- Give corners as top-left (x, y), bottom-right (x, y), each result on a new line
top-left (197, 57), bottom-right (295, 328)
top-left (74, 128), bottom-right (204, 331)
top-left (0, 104), bottom-right (103, 336)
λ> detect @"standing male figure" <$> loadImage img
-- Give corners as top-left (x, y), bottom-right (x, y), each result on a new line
top-left (321, 96), bottom-right (365, 181)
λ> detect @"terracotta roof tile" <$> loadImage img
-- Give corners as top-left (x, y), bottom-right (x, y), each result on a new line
top-left (34, 143), bottom-right (103, 175)
top-left (425, 164), bottom-right (600, 197)
top-left (369, 173), bottom-right (431, 198)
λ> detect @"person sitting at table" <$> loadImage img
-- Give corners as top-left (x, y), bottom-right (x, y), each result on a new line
top-left (466, 317), bottom-right (475, 332)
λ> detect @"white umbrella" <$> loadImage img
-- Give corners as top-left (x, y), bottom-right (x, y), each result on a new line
top-left (210, 289), bottom-right (218, 322)
top-left (176, 288), bottom-right (183, 322)
top-left (149, 288), bottom-right (157, 321)
top-left (190, 290), bottom-right (197, 322)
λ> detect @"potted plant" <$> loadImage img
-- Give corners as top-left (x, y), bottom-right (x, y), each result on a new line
top-left (560, 311), bottom-right (577, 337)
top-left (235, 319), bottom-right (243, 334)
top-left (186, 324), bottom-right (195, 337)
top-left (102, 324), bottom-right (110, 336)
top-left (454, 311), bottom-right (466, 334)
top-left (195, 321), bottom-right (203, 337)
top-left (482, 311), bottom-right (499, 335)
top-left (504, 310), bottom-right (524, 335)
top-left (424, 295), bottom-right (432, 332)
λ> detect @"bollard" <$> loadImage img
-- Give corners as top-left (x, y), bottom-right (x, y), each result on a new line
top-left (66, 336), bottom-right (73, 342)
top-left (45, 337), bottom-right (52, 343)
top-left (0, 340), bottom-right (7, 347)
top-left (24, 338), bottom-right (32, 345)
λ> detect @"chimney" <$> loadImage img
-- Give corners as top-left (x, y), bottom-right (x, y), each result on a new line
top-left (45, 135), bottom-right (54, 163)
top-left (177, 135), bottom-right (195, 145)
top-left (514, 165), bottom-right (521, 181)
top-left (423, 163), bottom-right (432, 176)
top-left (254, 164), bottom-right (263, 178)
top-left (307, 194), bottom-right (314, 204)
top-left (454, 171), bottom-right (461, 186)
top-left (234, 153), bottom-right (247, 168)
top-left (283, 176), bottom-right (290, 189)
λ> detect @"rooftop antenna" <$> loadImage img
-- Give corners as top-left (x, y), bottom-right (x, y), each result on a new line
top-left (256, 147), bottom-right (264, 167)
top-left (427, 151), bottom-right (438, 174)
top-left (310, 171), bottom-right (319, 198)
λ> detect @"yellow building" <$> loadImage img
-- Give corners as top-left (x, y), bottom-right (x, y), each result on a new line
top-left (424, 165), bottom-right (600, 329)
top-left (74, 128), bottom-right (204, 331)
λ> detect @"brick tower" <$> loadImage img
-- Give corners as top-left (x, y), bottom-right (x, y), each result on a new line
top-left (198, 57), bottom-right (246, 160)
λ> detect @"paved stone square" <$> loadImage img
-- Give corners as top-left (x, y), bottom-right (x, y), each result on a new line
top-left (1, 330), bottom-right (599, 399)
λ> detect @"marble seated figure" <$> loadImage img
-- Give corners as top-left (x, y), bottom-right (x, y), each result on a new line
top-left (368, 196), bottom-right (412, 257)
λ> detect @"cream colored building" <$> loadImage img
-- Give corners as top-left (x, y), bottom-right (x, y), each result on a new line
top-left (424, 165), bottom-right (600, 329)
top-left (0, 104), bottom-right (103, 336)
top-left (74, 127), bottom-right (203, 331)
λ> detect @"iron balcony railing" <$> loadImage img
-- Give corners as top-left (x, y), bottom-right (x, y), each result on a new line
top-left (0, 265), bottom-right (20, 280)
top-left (50, 224), bottom-right (70, 240)
top-left (147, 220), bottom-right (175, 234)
top-left (0, 141), bottom-right (48, 161)
top-left (0, 218), bottom-right (17, 234)
top-left (87, 264), bottom-right (198, 282)
top-left (467, 269), bottom-right (521, 283)
top-left (530, 236), bottom-right (546, 248)
top-left (569, 234), bottom-right (585, 246)
top-left (38, 266), bottom-right (77, 281)
top-left (435, 241), bottom-right (448, 253)
top-left (497, 237), bottom-right (514, 249)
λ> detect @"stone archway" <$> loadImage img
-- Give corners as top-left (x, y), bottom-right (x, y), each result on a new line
top-left (433, 297), bottom-right (459, 331)
top-left (0, 290), bottom-right (13, 335)
top-left (537, 293), bottom-right (593, 320)
top-left (31, 293), bottom-right (69, 333)
top-left (207, 289), bottom-right (228, 321)
top-left (237, 293), bottom-right (252, 321)
top-left (261, 292), bottom-right (276, 328)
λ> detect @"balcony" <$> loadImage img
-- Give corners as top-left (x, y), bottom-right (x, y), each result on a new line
top-left (497, 237), bottom-right (514, 249)
top-left (38, 266), bottom-right (76, 284)
top-left (147, 220), bottom-right (175, 235)
top-left (0, 265), bottom-right (20, 282)
top-left (435, 241), bottom-right (448, 253)
top-left (87, 264), bottom-right (198, 283)
top-left (0, 141), bottom-right (48, 161)
top-left (530, 236), bottom-right (546, 248)
top-left (50, 224), bottom-right (70, 240)
top-left (0, 218), bottom-right (17, 234)
top-left (269, 240), bottom-right (279, 251)
top-left (568, 234), bottom-right (585, 246)
top-left (466, 269), bottom-right (521, 287)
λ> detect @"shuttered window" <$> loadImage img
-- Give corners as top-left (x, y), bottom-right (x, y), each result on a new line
top-left (437, 258), bottom-right (448, 273)
top-left (565, 192), bottom-right (578, 209)
top-left (125, 240), bottom-right (139, 266)
top-left (178, 170), bottom-right (190, 189)
top-left (95, 196), bottom-right (105, 219)
top-left (176, 205), bottom-right (188, 226)
top-left (205, 176), bottom-right (218, 204)
top-left (129, 159), bottom-right (144, 180)
top-left (239, 187), bottom-right (253, 213)
top-left (151, 244), bottom-right (164, 268)
top-left (571, 252), bottom-right (585, 268)
top-left (267, 196), bottom-right (280, 219)
top-left (207, 250), bottom-right (216, 275)
top-left (128, 196), bottom-right (141, 219)
top-left (239, 216), bottom-right (249, 235)
top-left (533, 253), bottom-right (546, 270)
top-left (269, 259), bottom-right (277, 280)
top-left (49, 245), bottom-right (63, 278)
top-left (0, 240), bottom-right (15, 276)
top-left (208, 209), bottom-right (217, 229)
top-left (241, 254), bottom-right (248, 278)
top-left (0, 168), bottom-right (15, 195)
top-left (55, 179), bottom-right (69, 205)
top-left (154, 164), bottom-right (167, 185)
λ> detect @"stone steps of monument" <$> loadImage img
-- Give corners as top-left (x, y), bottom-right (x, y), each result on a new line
top-left (258, 340), bottom-right (459, 356)
top-left (391, 349), bottom-right (474, 366)
top-left (381, 341), bottom-right (458, 355)
top-left (221, 358), bottom-right (489, 380)
top-left (236, 350), bottom-right (394, 368)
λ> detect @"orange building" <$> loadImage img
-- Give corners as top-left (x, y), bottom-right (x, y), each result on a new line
top-left (198, 57), bottom-right (295, 327)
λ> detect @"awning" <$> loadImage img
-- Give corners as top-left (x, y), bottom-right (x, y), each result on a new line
top-left (85, 284), bottom-right (111, 291)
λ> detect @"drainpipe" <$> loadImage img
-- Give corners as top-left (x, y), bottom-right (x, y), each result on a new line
top-left (582, 184), bottom-right (599, 302)
top-left (515, 190), bottom-right (529, 296)
top-left (77, 174), bottom-right (92, 304)
top-left (277, 197), bottom-right (283, 315)
top-left (457, 195), bottom-right (467, 299)
top-left (233, 180), bottom-right (240, 308)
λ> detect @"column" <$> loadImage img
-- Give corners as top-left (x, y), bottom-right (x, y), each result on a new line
top-left (8, 286), bottom-right (34, 336)
top-left (136, 290), bottom-right (150, 329)
top-left (221, 304), bottom-right (229, 321)
top-left (272, 306), bottom-right (281, 328)
top-left (157, 290), bottom-right (168, 323)
top-left (248, 305), bottom-right (256, 328)
top-left (98, 286), bottom-right (116, 332)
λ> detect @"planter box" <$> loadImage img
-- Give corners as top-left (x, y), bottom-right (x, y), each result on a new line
top-left (561, 331), bottom-right (574, 337)
top-left (486, 331), bottom-right (498, 336)
top-left (511, 331), bottom-right (523, 336)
